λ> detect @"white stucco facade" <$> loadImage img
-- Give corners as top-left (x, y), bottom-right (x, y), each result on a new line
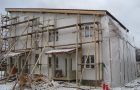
top-left (1, 8), bottom-right (136, 87)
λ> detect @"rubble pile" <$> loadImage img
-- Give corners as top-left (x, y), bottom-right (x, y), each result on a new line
top-left (0, 74), bottom-right (101, 90)
top-left (17, 73), bottom-right (31, 90)
top-left (31, 74), bottom-right (55, 90)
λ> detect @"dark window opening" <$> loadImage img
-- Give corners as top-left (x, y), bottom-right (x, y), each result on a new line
top-left (48, 57), bottom-right (52, 67)
top-left (49, 31), bottom-right (58, 42)
top-left (55, 56), bottom-right (59, 68)
top-left (82, 55), bottom-right (94, 68)
top-left (35, 54), bottom-right (39, 65)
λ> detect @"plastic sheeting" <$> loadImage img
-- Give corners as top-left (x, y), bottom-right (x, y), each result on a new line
top-left (101, 16), bottom-right (136, 87)
top-left (4, 52), bottom-right (21, 58)
top-left (45, 48), bottom-right (75, 54)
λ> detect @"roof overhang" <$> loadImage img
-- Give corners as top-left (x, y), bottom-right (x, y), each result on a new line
top-left (4, 52), bottom-right (21, 58)
top-left (4, 50), bottom-right (29, 58)
top-left (45, 48), bottom-right (76, 54)
top-left (5, 8), bottom-right (106, 15)
top-left (5, 8), bottom-right (129, 32)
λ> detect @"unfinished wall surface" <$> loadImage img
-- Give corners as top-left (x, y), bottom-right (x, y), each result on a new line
top-left (0, 10), bottom-right (136, 88)
top-left (101, 15), bottom-right (136, 87)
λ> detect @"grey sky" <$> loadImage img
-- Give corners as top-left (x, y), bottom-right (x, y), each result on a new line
top-left (0, 0), bottom-right (140, 47)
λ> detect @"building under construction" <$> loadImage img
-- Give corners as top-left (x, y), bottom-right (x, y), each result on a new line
top-left (0, 8), bottom-right (137, 88)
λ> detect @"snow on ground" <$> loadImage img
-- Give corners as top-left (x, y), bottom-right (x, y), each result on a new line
top-left (113, 78), bottom-right (140, 90)
top-left (0, 82), bottom-right (15, 90)
top-left (0, 78), bottom-right (140, 90)
top-left (0, 80), bottom-right (101, 90)
top-left (0, 71), bottom-right (5, 79)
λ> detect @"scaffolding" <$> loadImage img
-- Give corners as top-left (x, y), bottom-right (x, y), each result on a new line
top-left (0, 9), bottom-right (137, 89)
top-left (0, 14), bottom-right (41, 80)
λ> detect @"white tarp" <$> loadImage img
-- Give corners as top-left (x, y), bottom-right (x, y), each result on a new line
top-left (4, 52), bottom-right (21, 58)
top-left (101, 16), bottom-right (136, 87)
top-left (45, 48), bottom-right (75, 54)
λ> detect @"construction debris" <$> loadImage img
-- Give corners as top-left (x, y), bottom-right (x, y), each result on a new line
top-left (1, 78), bottom-right (140, 90)
top-left (17, 73), bottom-right (31, 90)
top-left (32, 74), bottom-right (54, 90)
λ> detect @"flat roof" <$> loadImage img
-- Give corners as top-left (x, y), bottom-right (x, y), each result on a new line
top-left (5, 8), bottom-right (129, 32)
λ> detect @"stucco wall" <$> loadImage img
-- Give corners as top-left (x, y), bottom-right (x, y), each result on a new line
top-left (5, 11), bottom-right (136, 87)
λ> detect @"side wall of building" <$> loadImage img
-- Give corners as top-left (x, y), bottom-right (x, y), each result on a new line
top-left (101, 15), bottom-right (136, 87)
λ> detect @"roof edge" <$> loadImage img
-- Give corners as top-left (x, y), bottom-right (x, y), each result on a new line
top-left (5, 8), bottom-right (106, 15)
top-left (5, 8), bottom-right (129, 32)
top-left (106, 11), bottom-right (129, 32)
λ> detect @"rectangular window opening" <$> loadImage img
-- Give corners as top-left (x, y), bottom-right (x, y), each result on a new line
top-left (48, 57), bottom-right (52, 68)
top-left (82, 55), bottom-right (94, 69)
top-left (81, 24), bottom-right (93, 37)
top-left (55, 56), bottom-right (59, 68)
top-left (35, 54), bottom-right (39, 65)
top-left (49, 31), bottom-right (58, 42)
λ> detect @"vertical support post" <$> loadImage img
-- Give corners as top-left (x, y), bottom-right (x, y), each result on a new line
top-left (76, 14), bottom-right (79, 89)
top-left (78, 14), bottom-right (82, 75)
top-left (5, 14), bottom-right (8, 51)
top-left (109, 37), bottom-right (112, 88)
top-left (26, 17), bottom-right (29, 50)
top-left (26, 17), bottom-right (29, 73)
top-left (100, 22), bottom-right (104, 81)
top-left (68, 54), bottom-right (72, 81)
top-left (47, 19), bottom-right (50, 78)
top-left (0, 16), bottom-right (4, 81)
top-left (30, 19), bottom-right (33, 73)
top-left (9, 13), bottom-right (11, 51)
top-left (41, 14), bottom-right (44, 74)
top-left (52, 54), bottom-right (55, 78)
top-left (77, 14), bottom-right (82, 87)
top-left (93, 15), bottom-right (98, 87)
top-left (51, 15), bottom-right (57, 79)
top-left (97, 21), bottom-right (101, 85)
top-left (53, 15), bottom-right (57, 48)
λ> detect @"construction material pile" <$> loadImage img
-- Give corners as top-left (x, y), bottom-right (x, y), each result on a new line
top-left (1, 73), bottom-right (101, 90)
top-left (31, 74), bottom-right (55, 90)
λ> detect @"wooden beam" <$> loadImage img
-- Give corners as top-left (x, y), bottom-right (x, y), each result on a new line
top-left (1, 17), bottom-right (39, 28)
top-left (6, 8), bottom-right (106, 16)
top-left (2, 22), bottom-right (99, 40)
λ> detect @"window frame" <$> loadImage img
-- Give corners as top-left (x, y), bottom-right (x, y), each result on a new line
top-left (82, 55), bottom-right (94, 69)
top-left (48, 31), bottom-right (58, 42)
top-left (81, 24), bottom-right (93, 37)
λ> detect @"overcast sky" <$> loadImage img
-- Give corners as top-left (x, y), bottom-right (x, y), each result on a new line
top-left (0, 0), bottom-right (140, 47)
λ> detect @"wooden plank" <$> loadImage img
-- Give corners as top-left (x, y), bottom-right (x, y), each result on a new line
top-left (6, 8), bottom-right (106, 15)
top-left (2, 22), bottom-right (99, 40)
top-left (1, 17), bottom-right (38, 28)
